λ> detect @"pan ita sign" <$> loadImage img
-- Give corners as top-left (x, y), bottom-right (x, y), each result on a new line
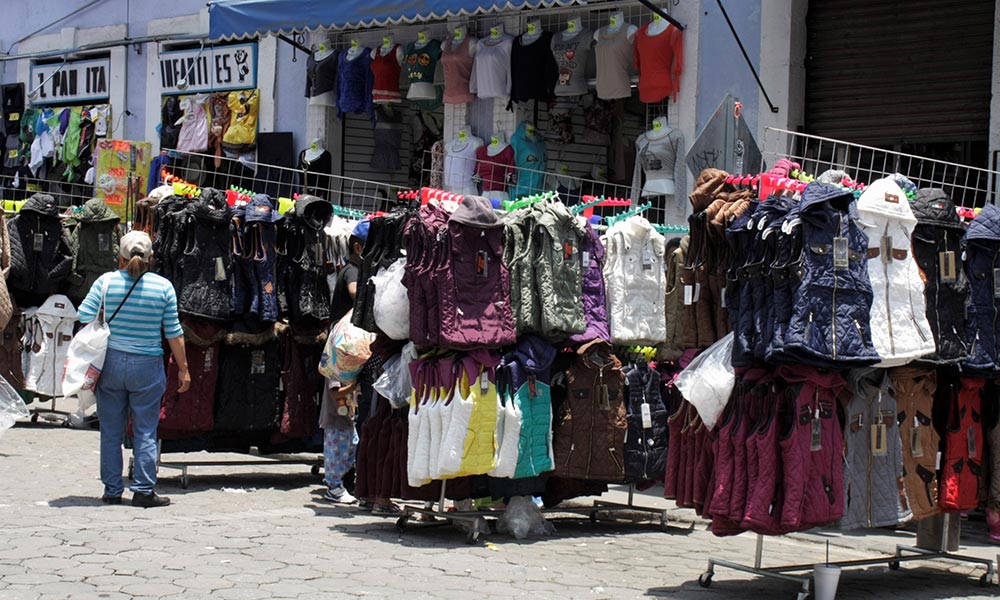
top-left (30, 58), bottom-right (110, 104)
top-left (159, 43), bottom-right (257, 95)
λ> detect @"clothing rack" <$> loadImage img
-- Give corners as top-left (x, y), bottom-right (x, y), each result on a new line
top-left (689, 129), bottom-right (1000, 597)
top-left (128, 444), bottom-right (322, 489)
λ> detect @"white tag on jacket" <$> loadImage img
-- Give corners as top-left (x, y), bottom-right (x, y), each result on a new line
top-left (33, 233), bottom-right (44, 252)
top-left (693, 282), bottom-right (701, 303)
top-left (683, 285), bottom-right (693, 306)
top-left (641, 403), bottom-right (652, 429)
top-left (833, 237), bottom-right (849, 269)
top-left (720, 287), bottom-right (727, 309)
top-left (993, 268), bottom-right (1000, 298)
top-left (641, 243), bottom-right (653, 270)
top-left (581, 250), bottom-right (590, 269)
top-left (215, 257), bottom-right (226, 281)
top-left (480, 375), bottom-right (489, 394)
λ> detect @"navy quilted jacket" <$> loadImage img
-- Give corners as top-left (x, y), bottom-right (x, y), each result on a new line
top-left (962, 203), bottom-right (1000, 374)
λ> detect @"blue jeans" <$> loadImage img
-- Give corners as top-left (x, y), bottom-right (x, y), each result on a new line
top-left (96, 349), bottom-right (166, 496)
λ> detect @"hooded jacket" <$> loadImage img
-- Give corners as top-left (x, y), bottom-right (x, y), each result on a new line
top-left (503, 207), bottom-right (540, 335)
top-left (659, 235), bottom-right (687, 360)
top-left (856, 178), bottom-right (935, 367)
top-left (553, 339), bottom-right (627, 481)
top-left (603, 216), bottom-right (667, 344)
top-left (176, 188), bottom-right (234, 321)
top-left (66, 198), bottom-right (121, 301)
top-left (7, 193), bottom-right (73, 299)
top-left (404, 203), bottom-right (450, 347)
top-left (23, 294), bottom-right (77, 397)
top-left (939, 376), bottom-right (984, 512)
top-left (214, 325), bottom-right (285, 432)
top-left (839, 368), bottom-right (911, 530)
top-left (910, 189), bottom-right (968, 365)
top-left (437, 196), bottom-right (516, 350)
top-left (505, 336), bottom-right (558, 480)
top-left (961, 203), bottom-right (1000, 374)
top-left (158, 320), bottom-right (226, 438)
top-left (231, 194), bottom-right (281, 323)
top-left (533, 202), bottom-right (587, 340)
top-left (568, 220), bottom-right (611, 344)
top-left (779, 183), bottom-right (880, 368)
top-left (277, 194), bottom-right (333, 328)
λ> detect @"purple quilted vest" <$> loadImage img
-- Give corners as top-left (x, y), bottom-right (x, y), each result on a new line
top-left (438, 196), bottom-right (516, 350)
top-left (569, 222), bottom-right (611, 344)
top-left (404, 204), bottom-right (450, 347)
top-left (777, 365), bottom-right (846, 530)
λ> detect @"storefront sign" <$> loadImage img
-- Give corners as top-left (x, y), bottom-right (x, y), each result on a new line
top-left (159, 43), bottom-right (257, 95)
top-left (29, 58), bottom-right (110, 104)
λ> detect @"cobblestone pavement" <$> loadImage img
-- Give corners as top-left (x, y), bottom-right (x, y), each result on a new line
top-left (1, 413), bottom-right (998, 600)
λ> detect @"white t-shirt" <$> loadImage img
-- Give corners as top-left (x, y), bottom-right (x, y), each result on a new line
top-left (443, 136), bottom-right (484, 195)
top-left (469, 35), bottom-right (513, 99)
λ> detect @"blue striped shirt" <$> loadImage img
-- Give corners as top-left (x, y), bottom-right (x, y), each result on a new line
top-left (78, 271), bottom-right (184, 356)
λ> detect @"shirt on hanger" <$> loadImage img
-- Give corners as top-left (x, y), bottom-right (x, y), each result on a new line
top-left (630, 126), bottom-right (687, 225)
top-left (337, 49), bottom-right (375, 122)
top-left (551, 29), bottom-right (594, 97)
top-left (475, 144), bottom-right (515, 193)
top-left (306, 50), bottom-right (339, 97)
top-left (469, 35), bottom-right (513, 99)
top-left (634, 23), bottom-right (683, 103)
top-left (444, 136), bottom-right (483, 195)
top-left (595, 25), bottom-right (635, 100)
top-left (510, 122), bottom-right (546, 200)
top-left (404, 39), bottom-right (443, 100)
top-left (441, 38), bottom-right (475, 104)
top-left (371, 45), bottom-right (403, 103)
top-left (510, 32), bottom-right (558, 104)
top-left (176, 95), bottom-right (209, 153)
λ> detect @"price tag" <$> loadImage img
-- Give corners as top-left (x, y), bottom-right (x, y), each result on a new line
top-left (418, 32), bottom-right (428, 43)
top-left (720, 287), bottom-right (727, 308)
top-left (610, 16), bottom-right (619, 27)
top-left (994, 268), bottom-right (1000, 298)
top-left (480, 374), bottom-right (489, 394)
top-left (454, 28), bottom-right (463, 41)
top-left (527, 23), bottom-right (537, 34)
top-left (567, 21), bottom-right (577, 32)
top-left (653, 13), bottom-right (662, 22)
top-left (560, 164), bottom-right (569, 175)
top-left (476, 250), bottom-right (489, 277)
top-left (833, 236), bottom-right (849, 269)
top-left (599, 384), bottom-right (610, 410)
top-left (490, 135), bottom-right (500, 146)
top-left (581, 250), bottom-right (590, 269)
top-left (250, 350), bottom-right (266, 375)
top-left (641, 243), bottom-right (653, 270)
top-left (810, 409), bottom-right (822, 451)
top-left (526, 124), bottom-right (536, 136)
top-left (490, 27), bottom-right (500, 38)
top-left (871, 421), bottom-right (888, 456)
top-left (7, 149), bottom-right (17, 159)
top-left (563, 240), bottom-right (575, 261)
top-left (880, 235), bottom-right (893, 264)
top-left (318, 43), bottom-right (327, 54)
top-left (683, 285), bottom-right (693, 306)
top-left (968, 427), bottom-right (977, 458)
top-left (214, 256), bottom-right (227, 281)
top-left (910, 418), bottom-right (923, 458)
top-left (527, 374), bottom-right (537, 398)
top-left (382, 36), bottom-right (392, 48)
top-left (204, 348), bottom-right (214, 370)
top-left (640, 403), bottom-right (652, 429)
top-left (935, 451), bottom-right (941, 470)
top-left (8, 112), bottom-right (18, 122)
top-left (351, 40), bottom-right (359, 50)
top-left (938, 251), bottom-right (957, 282)
top-left (33, 233), bottom-right (44, 252)
top-left (458, 130), bottom-right (467, 141)
top-left (652, 120), bottom-right (663, 132)
top-left (98, 233), bottom-right (110, 252)
top-left (693, 282), bottom-right (701, 303)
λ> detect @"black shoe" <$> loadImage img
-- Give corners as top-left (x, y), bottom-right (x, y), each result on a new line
top-left (131, 492), bottom-right (170, 508)
top-left (101, 496), bottom-right (122, 505)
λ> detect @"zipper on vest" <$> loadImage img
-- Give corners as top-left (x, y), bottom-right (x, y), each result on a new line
top-left (831, 214), bottom-right (842, 362)
top-left (882, 224), bottom-right (895, 356)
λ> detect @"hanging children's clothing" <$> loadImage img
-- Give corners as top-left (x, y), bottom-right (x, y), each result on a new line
top-left (533, 201), bottom-right (587, 340)
top-left (469, 34), bottom-right (513, 99)
top-left (595, 24), bottom-right (635, 100)
top-left (222, 89), bottom-right (259, 151)
top-left (509, 122), bottom-right (546, 200)
top-left (856, 178), bottom-right (935, 366)
top-left (371, 45), bottom-right (403, 104)
top-left (623, 362), bottom-right (669, 483)
top-left (633, 22), bottom-right (683, 103)
top-left (889, 366), bottom-right (940, 521)
top-left (509, 32), bottom-right (558, 104)
top-left (337, 49), bottom-right (375, 122)
top-left (939, 376), bottom-right (984, 512)
top-left (551, 28), bottom-right (594, 97)
top-left (66, 197), bottom-right (121, 302)
top-left (404, 39), bottom-right (442, 101)
top-left (603, 216), bottom-right (667, 344)
top-left (176, 95), bottom-right (210, 153)
top-left (440, 37), bottom-right (475, 104)
top-left (159, 319), bottom-right (225, 438)
top-left (23, 294), bottom-right (76, 397)
top-left (568, 220), bottom-right (611, 344)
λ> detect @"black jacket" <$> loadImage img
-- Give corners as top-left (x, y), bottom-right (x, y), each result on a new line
top-left (8, 193), bottom-right (73, 300)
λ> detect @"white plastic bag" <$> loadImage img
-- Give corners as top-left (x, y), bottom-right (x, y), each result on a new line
top-left (674, 332), bottom-right (735, 429)
top-left (374, 342), bottom-right (417, 409)
top-left (498, 496), bottom-right (556, 539)
top-left (0, 376), bottom-right (29, 438)
top-left (62, 316), bottom-right (111, 398)
top-left (372, 258), bottom-right (410, 340)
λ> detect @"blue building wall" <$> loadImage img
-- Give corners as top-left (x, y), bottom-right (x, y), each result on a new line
top-left (0, 0), bottom-right (309, 152)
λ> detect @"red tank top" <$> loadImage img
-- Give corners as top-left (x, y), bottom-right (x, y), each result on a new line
top-left (371, 45), bottom-right (402, 103)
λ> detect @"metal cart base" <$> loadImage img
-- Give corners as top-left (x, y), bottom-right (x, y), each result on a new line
top-left (698, 533), bottom-right (997, 600)
top-left (128, 442), bottom-right (322, 488)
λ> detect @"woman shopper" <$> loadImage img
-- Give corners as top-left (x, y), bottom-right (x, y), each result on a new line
top-left (77, 231), bottom-right (190, 508)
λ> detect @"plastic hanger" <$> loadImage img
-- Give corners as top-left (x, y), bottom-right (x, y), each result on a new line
top-left (652, 223), bottom-right (689, 235)
top-left (331, 205), bottom-right (369, 219)
top-left (606, 202), bottom-right (652, 227)
top-left (420, 186), bottom-right (465, 206)
top-left (502, 190), bottom-right (557, 212)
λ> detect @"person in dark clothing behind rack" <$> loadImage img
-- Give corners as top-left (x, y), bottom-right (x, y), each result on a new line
top-left (319, 221), bottom-right (368, 504)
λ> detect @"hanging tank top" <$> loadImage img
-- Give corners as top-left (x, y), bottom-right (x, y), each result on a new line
top-left (371, 45), bottom-right (402, 104)
top-left (595, 25), bottom-right (634, 100)
top-left (441, 38), bottom-right (475, 104)
top-left (337, 49), bottom-right (374, 121)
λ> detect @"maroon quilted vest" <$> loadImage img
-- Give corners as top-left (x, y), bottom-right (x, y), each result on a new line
top-left (663, 401), bottom-right (687, 500)
top-left (742, 382), bottom-right (793, 535)
top-left (777, 365), bottom-right (846, 530)
top-left (404, 204), bottom-right (450, 347)
top-left (158, 320), bottom-right (224, 439)
top-left (437, 196), bottom-right (516, 350)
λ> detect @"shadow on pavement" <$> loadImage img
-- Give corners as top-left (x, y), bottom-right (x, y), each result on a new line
top-left (47, 495), bottom-right (104, 508)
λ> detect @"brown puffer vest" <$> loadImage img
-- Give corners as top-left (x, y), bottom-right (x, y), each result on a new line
top-left (706, 193), bottom-right (752, 341)
top-left (552, 339), bottom-right (627, 481)
top-left (683, 199), bottom-right (727, 349)
top-left (889, 366), bottom-right (940, 520)
top-left (659, 235), bottom-right (688, 360)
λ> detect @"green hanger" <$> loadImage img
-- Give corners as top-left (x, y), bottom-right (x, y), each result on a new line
top-left (331, 205), bottom-right (368, 219)
top-left (570, 195), bottom-right (605, 215)
top-left (652, 223), bottom-right (689, 235)
top-left (502, 190), bottom-right (556, 212)
top-left (607, 202), bottom-right (652, 227)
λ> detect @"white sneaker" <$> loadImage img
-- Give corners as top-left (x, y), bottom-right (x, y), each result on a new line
top-left (322, 485), bottom-right (357, 504)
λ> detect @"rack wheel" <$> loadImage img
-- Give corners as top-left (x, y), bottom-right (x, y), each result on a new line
top-left (311, 464), bottom-right (321, 476)
top-left (466, 529), bottom-right (480, 545)
top-left (888, 561), bottom-right (900, 571)
top-left (698, 573), bottom-right (713, 588)
top-left (979, 573), bottom-right (992, 587)
top-left (395, 516), bottom-right (409, 532)
top-left (589, 511), bottom-right (599, 523)
top-left (181, 475), bottom-right (189, 489)
top-left (30, 412), bottom-right (38, 424)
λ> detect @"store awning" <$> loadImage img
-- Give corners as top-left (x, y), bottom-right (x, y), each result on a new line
top-left (209, 0), bottom-right (585, 41)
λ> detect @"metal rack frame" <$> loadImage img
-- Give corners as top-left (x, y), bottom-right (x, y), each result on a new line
top-left (693, 128), bottom-right (1000, 598)
top-left (128, 442), bottom-right (322, 489)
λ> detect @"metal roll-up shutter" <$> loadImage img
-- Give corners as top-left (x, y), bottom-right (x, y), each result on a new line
top-left (805, 0), bottom-right (994, 146)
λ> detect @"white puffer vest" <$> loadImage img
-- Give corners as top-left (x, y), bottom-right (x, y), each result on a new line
top-left (857, 178), bottom-right (936, 367)
top-left (602, 217), bottom-right (667, 344)
top-left (24, 294), bottom-right (78, 397)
